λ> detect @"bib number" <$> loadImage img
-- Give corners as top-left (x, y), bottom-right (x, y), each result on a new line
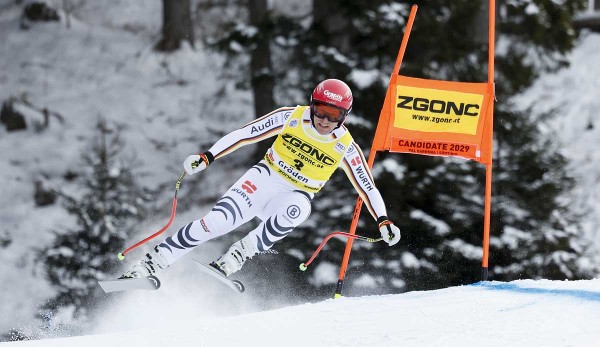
top-left (293, 159), bottom-right (304, 171)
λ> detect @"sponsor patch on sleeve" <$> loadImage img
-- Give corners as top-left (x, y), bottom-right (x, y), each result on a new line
top-left (334, 142), bottom-right (346, 154)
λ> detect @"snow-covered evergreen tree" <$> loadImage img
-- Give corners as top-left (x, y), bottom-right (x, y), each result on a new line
top-left (37, 119), bottom-right (153, 322)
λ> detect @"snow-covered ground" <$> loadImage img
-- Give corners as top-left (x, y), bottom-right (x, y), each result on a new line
top-left (3, 279), bottom-right (600, 347)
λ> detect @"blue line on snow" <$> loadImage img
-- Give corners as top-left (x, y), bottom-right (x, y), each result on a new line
top-left (471, 282), bottom-right (600, 302)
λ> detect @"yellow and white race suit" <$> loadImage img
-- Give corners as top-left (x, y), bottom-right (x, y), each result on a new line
top-left (158, 106), bottom-right (388, 265)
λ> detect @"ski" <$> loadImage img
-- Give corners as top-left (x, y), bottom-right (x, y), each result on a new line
top-left (98, 275), bottom-right (161, 293)
top-left (193, 259), bottom-right (245, 293)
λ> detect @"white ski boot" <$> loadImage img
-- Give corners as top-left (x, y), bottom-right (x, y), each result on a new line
top-left (120, 246), bottom-right (169, 279)
top-left (211, 237), bottom-right (258, 277)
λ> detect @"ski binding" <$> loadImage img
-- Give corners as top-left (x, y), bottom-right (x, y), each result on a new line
top-left (193, 259), bottom-right (245, 293)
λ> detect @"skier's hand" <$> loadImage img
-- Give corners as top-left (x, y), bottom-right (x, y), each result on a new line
top-left (378, 217), bottom-right (401, 246)
top-left (183, 152), bottom-right (213, 175)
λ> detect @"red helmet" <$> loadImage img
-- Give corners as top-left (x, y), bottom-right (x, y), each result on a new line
top-left (311, 79), bottom-right (353, 111)
top-left (310, 79), bottom-right (353, 128)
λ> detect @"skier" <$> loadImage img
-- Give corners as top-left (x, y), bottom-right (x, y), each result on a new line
top-left (121, 79), bottom-right (401, 280)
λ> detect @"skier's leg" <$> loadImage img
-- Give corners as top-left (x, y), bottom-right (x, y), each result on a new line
top-left (121, 163), bottom-right (274, 278)
top-left (213, 190), bottom-right (313, 276)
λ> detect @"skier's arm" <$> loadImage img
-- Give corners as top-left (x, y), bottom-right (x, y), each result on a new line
top-left (340, 143), bottom-right (401, 246)
top-left (340, 141), bottom-right (388, 221)
top-left (183, 107), bottom-right (293, 175)
top-left (207, 107), bottom-right (293, 159)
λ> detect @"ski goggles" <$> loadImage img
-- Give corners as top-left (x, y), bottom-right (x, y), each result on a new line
top-left (311, 103), bottom-right (347, 123)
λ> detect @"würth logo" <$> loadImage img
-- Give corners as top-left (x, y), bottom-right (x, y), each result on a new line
top-left (351, 156), bottom-right (361, 166)
top-left (242, 180), bottom-right (257, 194)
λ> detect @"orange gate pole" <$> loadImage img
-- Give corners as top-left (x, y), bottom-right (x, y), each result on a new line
top-left (481, 0), bottom-right (496, 281)
top-left (334, 4), bottom-right (419, 298)
top-left (334, 151), bottom-right (379, 298)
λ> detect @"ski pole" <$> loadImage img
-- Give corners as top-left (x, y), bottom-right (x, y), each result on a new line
top-left (299, 231), bottom-right (382, 271)
top-left (117, 172), bottom-right (186, 260)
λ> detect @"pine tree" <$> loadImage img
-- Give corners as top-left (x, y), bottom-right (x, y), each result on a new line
top-left (37, 119), bottom-right (153, 322)
top-left (489, 105), bottom-right (591, 281)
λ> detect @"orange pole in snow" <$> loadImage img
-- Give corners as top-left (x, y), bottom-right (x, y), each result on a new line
top-left (481, 0), bottom-right (496, 281)
top-left (334, 5), bottom-right (419, 299)
top-left (334, 152), bottom-right (378, 298)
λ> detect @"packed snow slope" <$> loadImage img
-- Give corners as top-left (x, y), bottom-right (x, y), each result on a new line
top-left (4, 279), bottom-right (600, 347)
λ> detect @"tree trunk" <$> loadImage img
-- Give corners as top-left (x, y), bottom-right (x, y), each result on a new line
top-left (312, 0), bottom-right (352, 55)
top-left (156, 0), bottom-right (194, 52)
top-left (249, 0), bottom-right (275, 118)
top-left (249, 0), bottom-right (275, 161)
top-left (470, 0), bottom-right (488, 46)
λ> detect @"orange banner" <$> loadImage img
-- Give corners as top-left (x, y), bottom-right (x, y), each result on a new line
top-left (372, 75), bottom-right (494, 164)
